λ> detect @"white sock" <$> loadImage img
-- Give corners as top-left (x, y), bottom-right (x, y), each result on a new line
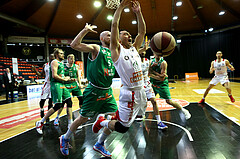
top-left (98, 132), bottom-right (109, 145)
top-left (40, 118), bottom-right (46, 123)
top-left (155, 115), bottom-right (161, 123)
top-left (64, 129), bottom-right (73, 139)
top-left (202, 97), bottom-right (205, 99)
top-left (100, 120), bottom-right (110, 128)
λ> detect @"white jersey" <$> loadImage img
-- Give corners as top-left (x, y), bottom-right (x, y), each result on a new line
top-left (141, 58), bottom-right (150, 87)
top-left (114, 45), bottom-right (143, 88)
top-left (44, 63), bottom-right (50, 83)
top-left (213, 59), bottom-right (227, 76)
top-left (40, 62), bottom-right (51, 99)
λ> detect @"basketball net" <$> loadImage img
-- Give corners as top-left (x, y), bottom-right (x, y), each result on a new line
top-left (106, 0), bottom-right (120, 9)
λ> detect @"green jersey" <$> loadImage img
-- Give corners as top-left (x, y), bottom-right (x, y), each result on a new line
top-left (87, 46), bottom-right (115, 88)
top-left (50, 59), bottom-right (65, 83)
top-left (64, 63), bottom-right (79, 89)
top-left (64, 63), bottom-right (78, 79)
top-left (150, 57), bottom-right (168, 85)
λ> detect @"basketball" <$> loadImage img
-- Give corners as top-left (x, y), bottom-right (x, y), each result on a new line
top-left (150, 32), bottom-right (176, 57)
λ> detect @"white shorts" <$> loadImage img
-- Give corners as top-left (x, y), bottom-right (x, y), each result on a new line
top-left (209, 75), bottom-right (229, 85)
top-left (41, 82), bottom-right (51, 99)
top-left (137, 85), bottom-right (155, 116)
top-left (117, 86), bottom-right (147, 127)
top-left (145, 85), bottom-right (155, 100)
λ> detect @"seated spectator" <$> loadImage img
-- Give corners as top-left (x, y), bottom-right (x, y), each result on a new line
top-left (19, 78), bottom-right (26, 86)
top-left (30, 78), bottom-right (37, 84)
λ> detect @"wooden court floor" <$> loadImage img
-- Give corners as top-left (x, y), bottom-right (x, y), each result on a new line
top-left (0, 79), bottom-right (240, 158)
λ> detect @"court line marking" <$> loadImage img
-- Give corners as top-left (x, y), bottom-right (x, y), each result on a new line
top-left (0, 113), bottom-right (67, 143)
top-left (76, 118), bottom-right (194, 142)
top-left (144, 119), bottom-right (194, 142)
top-left (226, 102), bottom-right (240, 109)
top-left (192, 102), bottom-right (240, 127)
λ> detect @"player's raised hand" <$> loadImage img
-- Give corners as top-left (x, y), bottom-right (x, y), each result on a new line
top-left (119, 0), bottom-right (131, 8)
top-left (132, 1), bottom-right (141, 13)
top-left (84, 23), bottom-right (98, 33)
top-left (143, 40), bottom-right (150, 50)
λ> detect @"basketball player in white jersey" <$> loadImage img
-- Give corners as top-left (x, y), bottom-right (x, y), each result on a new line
top-left (137, 41), bottom-right (168, 129)
top-left (32, 54), bottom-right (55, 124)
top-left (92, 0), bottom-right (147, 155)
top-left (199, 51), bottom-right (235, 103)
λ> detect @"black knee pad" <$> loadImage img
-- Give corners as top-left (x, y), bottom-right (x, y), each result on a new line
top-left (39, 99), bottom-right (46, 108)
top-left (114, 121), bottom-right (129, 133)
top-left (78, 96), bottom-right (83, 105)
top-left (48, 98), bottom-right (53, 110)
top-left (53, 103), bottom-right (63, 111)
top-left (65, 98), bottom-right (72, 108)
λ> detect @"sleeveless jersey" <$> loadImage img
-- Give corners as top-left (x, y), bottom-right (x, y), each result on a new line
top-left (141, 58), bottom-right (150, 86)
top-left (64, 63), bottom-right (79, 88)
top-left (213, 59), bottom-right (227, 76)
top-left (114, 45), bottom-right (143, 88)
top-left (87, 46), bottom-right (115, 88)
top-left (64, 63), bottom-right (78, 79)
top-left (44, 63), bottom-right (50, 83)
top-left (49, 59), bottom-right (65, 83)
top-left (150, 57), bottom-right (168, 85)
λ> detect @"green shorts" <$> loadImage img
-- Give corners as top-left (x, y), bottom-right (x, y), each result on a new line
top-left (50, 82), bottom-right (71, 104)
top-left (79, 84), bottom-right (118, 118)
top-left (152, 81), bottom-right (171, 100)
top-left (65, 83), bottom-right (83, 97)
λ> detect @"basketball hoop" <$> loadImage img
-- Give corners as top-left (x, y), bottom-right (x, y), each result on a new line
top-left (106, 0), bottom-right (120, 9)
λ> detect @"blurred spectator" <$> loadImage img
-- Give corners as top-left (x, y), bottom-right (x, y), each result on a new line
top-left (1, 67), bottom-right (16, 102)
top-left (30, 78), bottom-right (37, 84)
top-left (19, 78), bottom-right (26, 85)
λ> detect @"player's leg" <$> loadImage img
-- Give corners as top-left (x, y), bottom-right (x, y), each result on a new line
top-left (223, 82), bottom-right (235, 102)
top-left (60, 85), bottom-right (101, 156)
top-left (39, 99), bottom-right (46, 118)
top-left (35, 82), bottom-right (64, 134)
top-left (54, 103), bottom-right (64, 126)
top-left (72, 88), bottom-right (83, 108)
top-left (63, 87), bottom-right (73, 128)
top-left (149, 97), bottom-right (168, 129)
top-left (199, 77), bottom-right (218, 103)
top-left (60, 114), bottom-right (88, 156)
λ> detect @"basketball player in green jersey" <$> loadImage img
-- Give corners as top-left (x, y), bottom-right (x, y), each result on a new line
top-left (53, 54), bottom-right (83, 128)
top-left (59, 23), bottom-right (118, 156)
top-left (36, 48), bottom-right (74, 134)
top-left (149, 53), bottom-right (191, 120)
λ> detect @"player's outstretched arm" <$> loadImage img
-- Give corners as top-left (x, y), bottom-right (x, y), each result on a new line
top-left (226, 59), bottom-right (235, 71)
top-left (51, 60), bottom-right (72, 82)
top-left (32, 64), bottom-right (45, 77)
top-left (209, 61), bottom-right (215, 74)
top-left (70, 23), bottom-right (100, 55)
top-left (110, 0), bottom-right (130, 62)
top-left (148, 61), bottom-right (167, 81)
top-left (132, 1), bottom-right (146, 51)
top-left (138, 40), bottom-right (150, 54)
